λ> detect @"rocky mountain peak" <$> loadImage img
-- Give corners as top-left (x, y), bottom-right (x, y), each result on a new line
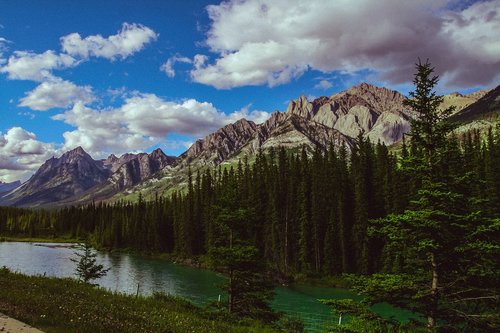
top-left (58, 146), bottom-right (94, 165)
top-left (450, 85), bottom-right (500, 123)
top-left (0, 146), bottom-right (110, 206)
top-left (283, 83), bottom-right (409, 145)
top-left (181, 118), bottom-right (257, 164)
top-left (105, 154), bottom-right (118, 163)
top-left (65, 146), bottom-right (87, 156)
top-left (109, 147), bottom-right (177, 190)
top-left (341, 82), bottom-right (406, 111)
top-left (150, 148), bottom-right (165, 157)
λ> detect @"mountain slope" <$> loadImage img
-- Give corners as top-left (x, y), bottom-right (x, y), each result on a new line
top-left (0, 147), bottom-right (110, 207)
top-left (285, 83), bottom-right (411, 145)
top-left (180, 118), bottom-right (258, 165)
top-left (450, 85), bottom-right (500, 123)
top-left (0, 181), bottom-right (21, 194)
top-left (65, 148), bottom-right (178, 205)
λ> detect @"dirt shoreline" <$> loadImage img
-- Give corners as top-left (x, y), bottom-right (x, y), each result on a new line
top-left (0, 312), bottom-right (44, 333)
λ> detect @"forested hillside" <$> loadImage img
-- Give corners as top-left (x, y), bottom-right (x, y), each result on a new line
top-left (1, 127), bottom-right (497, 277)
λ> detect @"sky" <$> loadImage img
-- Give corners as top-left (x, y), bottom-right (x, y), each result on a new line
top-left (0, 0), bottom-right (499, 182)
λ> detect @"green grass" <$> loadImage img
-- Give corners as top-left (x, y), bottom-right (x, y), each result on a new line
top-left (0, 235), bottom-right (80, 243)
top-left (0, 268), bottom-right (279, 333)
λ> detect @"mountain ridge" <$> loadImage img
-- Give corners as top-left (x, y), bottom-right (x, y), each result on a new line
top-left (1, 83), bottom-right (496, 207)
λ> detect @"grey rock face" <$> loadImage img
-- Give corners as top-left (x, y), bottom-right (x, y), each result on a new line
top-left (181, 118), bottom-right (258, 165)
top-left (285, 83), bottom-right (410, 145)
top-left (102, 153), bottom-right (140, 172)
top-left (110, 149), bottom-right (177, 189)
top-left (244, 112), bottom-right (353, 153)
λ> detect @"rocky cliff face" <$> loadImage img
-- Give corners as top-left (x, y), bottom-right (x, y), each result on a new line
top-left (179, 84), bottom-right (409, 166)
top-left (109, 149), bottom-right (177, 189)
top-left (285, 83), bottom-right (411, 144)
top-left (102, 153), bottom-right (140, 172)
top-left (181, 118), bottom-right (258, 165)
top-left (243, 111), bottom-right (353, 153)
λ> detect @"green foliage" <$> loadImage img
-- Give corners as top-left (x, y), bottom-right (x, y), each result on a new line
top-left (0, 270), bottom-right (279, 333)
top-left (0, 137), bottom-right (401, 278)
top-left (208, 194), bottom-right (277, 322)
top-left (275, 316), bottom-right (305, 333)
top-left (70, 241), bottom-right (109, 284)
top-left (321, 297), bottom-right (425, 332)
top-left (348, 61), bottom-right (500, 332)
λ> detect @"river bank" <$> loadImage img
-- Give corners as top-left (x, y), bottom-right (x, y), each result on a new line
top-left (0, 267), bottom-right (280, 333)
top-left (0, 236), bottom-right (351, 289)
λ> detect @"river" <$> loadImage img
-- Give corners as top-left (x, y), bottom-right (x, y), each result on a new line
top-left (0, 241), bottom-right (415, 332)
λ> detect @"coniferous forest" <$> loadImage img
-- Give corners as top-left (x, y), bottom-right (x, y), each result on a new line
top-left (1, 62), bottom-right (499, 332)
top-left (1, 128), bottom-right (498, 274)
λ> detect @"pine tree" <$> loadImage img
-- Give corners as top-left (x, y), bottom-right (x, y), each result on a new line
top-left (71, 241), bottom-right (109, 284)
top-left (346, 60), bottom-right (499, 332)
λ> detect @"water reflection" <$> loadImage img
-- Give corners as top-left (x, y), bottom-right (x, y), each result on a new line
top-left (0, 241), bottom-right (416, 332)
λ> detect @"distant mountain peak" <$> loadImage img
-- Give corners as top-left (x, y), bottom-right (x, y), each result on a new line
top-left (59, 146), bottom-right (93, 163)
top-left (67, 146), bottom-right (87, 155)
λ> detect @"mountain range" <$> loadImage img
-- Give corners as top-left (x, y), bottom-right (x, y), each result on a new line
top-left (1, 83), bottom-right (498, 207)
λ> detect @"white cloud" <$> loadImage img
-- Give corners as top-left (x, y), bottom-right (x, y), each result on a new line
top-left (226, 104), bottom-right (271, 124)
top-left (0, 37), bottom-right (9, 64)
top-left (440, 0), bottom-right (500, 86)
top-left (160, 55), bottom-right (192, 78)
top-left (0, 50), bottom-right (76, 81)
top-left (19, 79), bottom-right (96, 111)
top-left (60, 23), bottom-right (158, 60)
top-left (314, 79), bottom-right (333, 90)
top-left (192, 0), bottom-right (500, 89)
top-left (0, 127), bottom-right (57, 182)
top-left (52, 93), bottom-right (271, 158)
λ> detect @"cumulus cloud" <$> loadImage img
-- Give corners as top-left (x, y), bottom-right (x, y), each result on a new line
top-left (160, 55), bottom-right (192, 78)
top-left (0, 127), bottom-right (57, 182)
top-left (1, 22), bottom-right (157, 83)
top-left (19, 79), bottom-right (96, 111)
top-left (191, 0), bottom-right (500, 89)
top-left (0, 50), bottom-right (76, 81)
top-left (52, 93), bottom-right (271, 157)
top-left (60, 23), bottom-right (158, 60)
top-left (226, 104), bottom-right (272, 124)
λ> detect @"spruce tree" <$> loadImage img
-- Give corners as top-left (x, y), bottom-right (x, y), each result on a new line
top-left (71, 241), bottom-right (109, 284)
top-left (343, 60), bottom-right (499, 332)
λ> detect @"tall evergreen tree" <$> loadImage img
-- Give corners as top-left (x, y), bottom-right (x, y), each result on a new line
top-left (345, 60), bottom-right (499, 332)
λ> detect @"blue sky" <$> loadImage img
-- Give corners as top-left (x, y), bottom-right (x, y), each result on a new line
top-left (0, 0), bottom-right (499, 182)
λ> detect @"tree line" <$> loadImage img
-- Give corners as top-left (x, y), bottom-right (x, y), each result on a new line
top-left (1, 127), bottom-right (497, 279)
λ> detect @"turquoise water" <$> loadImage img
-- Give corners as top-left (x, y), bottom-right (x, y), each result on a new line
top-left (0, 241), bottom-right (415, 332)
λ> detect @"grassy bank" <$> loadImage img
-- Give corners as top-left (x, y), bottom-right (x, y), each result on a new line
top-left (0, 235), bottom-right (80, 243)
top-left (0, 268), bottom-right (279, 333)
